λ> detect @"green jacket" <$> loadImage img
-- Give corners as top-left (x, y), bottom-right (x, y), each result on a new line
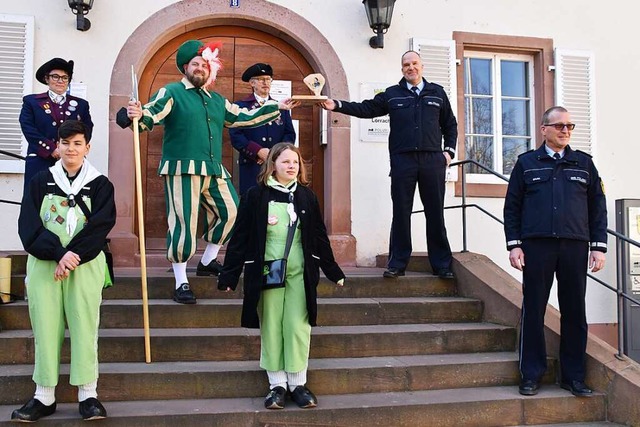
top-left (139, 78), bottom-right (281, 176)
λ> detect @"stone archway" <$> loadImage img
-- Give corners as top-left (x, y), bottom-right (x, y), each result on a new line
top-left (108, 0), bottom-right (355, 267)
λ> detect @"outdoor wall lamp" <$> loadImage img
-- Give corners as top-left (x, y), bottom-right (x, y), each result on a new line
top-left (68, 0), bottom-right (94, 31)
top-left (362, 0), bottom-right (396, 49)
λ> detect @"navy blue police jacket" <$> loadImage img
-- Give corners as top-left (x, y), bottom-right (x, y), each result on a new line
top-left (503, 144), bottom-right (607, 252)
top-left (334, 77), bottom-right (457, 157)
top-left (228, 94), bottom-right (296, 164)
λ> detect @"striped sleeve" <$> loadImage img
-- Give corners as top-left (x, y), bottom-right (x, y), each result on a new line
top-left (224, 99), bottom-right (281, 129)
top-left (139, 87), bottom-right (174, 132)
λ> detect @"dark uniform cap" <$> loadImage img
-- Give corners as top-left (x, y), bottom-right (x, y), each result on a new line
top-left (242, 63), bottom-right (273, 82)
top-left (36, 58), bottom-right (74, 85)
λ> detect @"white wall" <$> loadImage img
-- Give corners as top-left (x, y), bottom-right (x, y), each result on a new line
top-left (1, 0), bottom-right (638, 323)
top-left (269, 0), bottom-right (639, 324)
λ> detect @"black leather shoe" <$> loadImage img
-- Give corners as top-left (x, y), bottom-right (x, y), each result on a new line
top-left (79, 397), bottom-right (107, 420)
top-left (561, 380), bottom-right (593, 397)
top-left (11, 398), bottom-right (56, 422)
top-left (196, 259), bottom-right (223, 276)
top-left (518, 379), bottom-right (539, 396)
top-left (383, 267), bottom-right (405, 278)
top-left (437, 268), bottom-right (455, 279)
top-left (264, 386), bottom-right (286, 409)
top-left (290, 385), bottom-right (318, 408)
top-left (173, 283), bottom-right (197, 304)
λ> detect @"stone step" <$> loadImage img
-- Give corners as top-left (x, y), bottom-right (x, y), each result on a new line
top-left (522, 424), bottom-right (625, 427)
top-left (0, 386), bottom-right (607, 426)
top-left (0, 352), bottom-right (558, 405)
top-left (7, 271), bottom-right (455, 301)
top-left (0, 297), bottom-right (482, 330)
top-left (376, 251), bottom-right (432, 272)
top-left (0, 323), bottom-right (516, 364)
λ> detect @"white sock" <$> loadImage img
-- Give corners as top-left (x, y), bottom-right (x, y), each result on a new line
top-left (172, 262), bottom-right (188, 289)
top-left (267, 370), bottom-right (287, 390)
top-left (78, 381), bottom-right (97, 402)
top-left (287, 369), bottom-right (307, 391)
top-left (201, 243), bottom-right (221, 265)
top-left (34, 385), bottom-right (56, 406)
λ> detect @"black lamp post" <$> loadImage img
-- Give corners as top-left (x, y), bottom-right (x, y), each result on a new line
top-left (362, 0), bottom-right (396, 49)
top-left (68, 0), bottom-right (94, 31)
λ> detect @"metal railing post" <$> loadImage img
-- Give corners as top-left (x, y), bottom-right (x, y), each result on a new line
top-left (460, 163), bottom-right (468, 252)
top-left (616, 235), bottom-right (626, 359)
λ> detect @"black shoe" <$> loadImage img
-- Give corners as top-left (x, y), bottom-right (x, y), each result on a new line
top-left (264, 386), bottom-right (286, 409)
top-left (437, 268), bottom-right (455, 279)
top-left (383, 267), bottom-right (405, 278)
top-left (79, 397), bottom-right (107, 420)
top-left (518, 379), bottom-right (539, 396)
top-left (290, 385), bottom-right (317, 408)
top-left (173, 283), bottom-right (197, 304)
top-left (196, 259), bottom-right (223, 276)
top-left (11, 398), bottom-right (56, 422)
top-left (560, 380), bottom-right (593, 397)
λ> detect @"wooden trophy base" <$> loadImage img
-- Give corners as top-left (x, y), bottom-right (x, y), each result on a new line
top-left (291, 95), bottom-right (328, 105)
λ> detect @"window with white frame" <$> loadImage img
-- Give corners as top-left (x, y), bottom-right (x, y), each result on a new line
top-left (0, 14), bottom-right (34, 173)
top-left (463, 52), bottom-right (535, 179)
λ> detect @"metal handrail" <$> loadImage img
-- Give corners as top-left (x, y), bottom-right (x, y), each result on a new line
top-left (419, 158), bottom-right (640, 359)
top-left (0, 149), bottom-right (25, 161)
top-left (0, 149), bottom-right (25, 206)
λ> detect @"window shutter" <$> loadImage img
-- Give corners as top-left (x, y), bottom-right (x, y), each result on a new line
top-left (554, 49), bottom-right (596, 156)
top-left (0, 14), bottom-right (34, 173)
top-left (411, 38), bottom-right (458, 180)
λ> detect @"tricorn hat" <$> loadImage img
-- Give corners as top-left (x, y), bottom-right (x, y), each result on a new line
top-left (242, 63), bottom-right (273, 82)
top-left (36, 58), bottom-right (74, 85)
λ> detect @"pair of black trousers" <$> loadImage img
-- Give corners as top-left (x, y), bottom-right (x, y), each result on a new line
top-left (519, 238), bottom-right (589, 383)
top-left (387, 151), bottom-right (452, 273)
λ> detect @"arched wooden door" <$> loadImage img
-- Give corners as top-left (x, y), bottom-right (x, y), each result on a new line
top-left (138, 27), bottom-right (323, 250)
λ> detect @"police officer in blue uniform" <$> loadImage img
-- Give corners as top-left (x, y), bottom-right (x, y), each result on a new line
top-left (322, 51), bottom-right (457, 279)
top-left (504, 106), bottom-right (607, 398)
top-left (19, 58), bottom-right (93, 191)
top-left (229, 63), bottom-right (296, 195)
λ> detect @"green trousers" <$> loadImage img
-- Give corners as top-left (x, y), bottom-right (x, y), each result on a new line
top-left (27, 252), bottom-right (105, 386)
top-left (258, 202), bottom-right (309, 373)
top-left (164, 174), bottom-right (238, 263)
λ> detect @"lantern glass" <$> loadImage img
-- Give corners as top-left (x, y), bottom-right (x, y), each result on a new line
top-left (363, 0), bottom-right (396, 31)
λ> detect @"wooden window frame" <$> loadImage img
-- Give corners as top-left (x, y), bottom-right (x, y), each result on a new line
top-left (452, 32), bottom-right (554, 198)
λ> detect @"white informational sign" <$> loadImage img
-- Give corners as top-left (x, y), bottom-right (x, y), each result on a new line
top-left (628, 207), bottom-right (640, 275)
top-left (359, 82), bottom-right (392, 142)
top-left (68, 82), bottom-right (87, 99)
top-left (270, 80), bottom-right (292, 101)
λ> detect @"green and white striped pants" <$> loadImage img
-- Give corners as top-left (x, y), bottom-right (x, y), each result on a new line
top-left (164, 174), bottom-right (238, 263)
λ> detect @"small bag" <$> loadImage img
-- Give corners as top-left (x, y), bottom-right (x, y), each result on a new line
top-left (262, 258), bottom-right (288, 290)
top-left (262, 218), bottom-right (297, 291)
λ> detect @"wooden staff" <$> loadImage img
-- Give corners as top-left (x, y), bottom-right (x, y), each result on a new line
top-left (131, 66), bottom-right (151, 363)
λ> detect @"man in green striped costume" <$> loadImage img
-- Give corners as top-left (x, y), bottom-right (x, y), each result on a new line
top-left (118, 39), bottom-right (297, 304)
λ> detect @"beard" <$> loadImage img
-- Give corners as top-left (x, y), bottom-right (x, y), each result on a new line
top-left (186, 70), bottom-right (208, 88)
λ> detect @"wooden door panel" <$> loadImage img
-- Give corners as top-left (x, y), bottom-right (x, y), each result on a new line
top-left (140, 28), bottom-right (322, 248)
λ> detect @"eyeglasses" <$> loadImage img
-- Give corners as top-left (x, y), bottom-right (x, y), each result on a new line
top-left (251, 77), bottom-right (272, 83)
top-left (48, 74), bottom-right (70, 83)
top-left (544, 123), bottom-right (576, 131)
